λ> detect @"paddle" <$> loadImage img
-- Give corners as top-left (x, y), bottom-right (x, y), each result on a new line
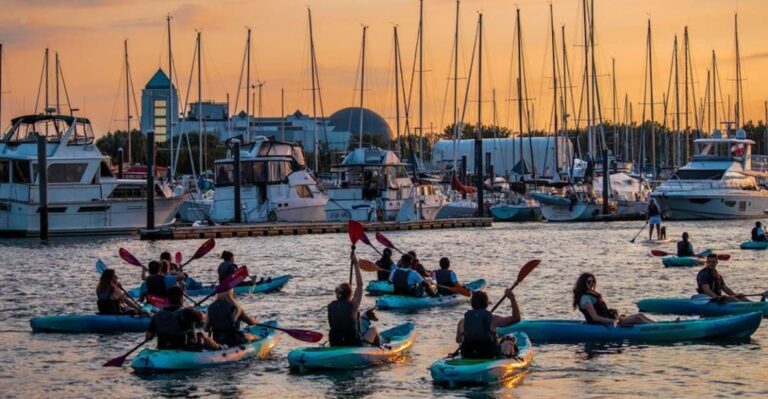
top-left (253, 323), bottom-right (323, 343)
top-left (490, 259), bottom-right (541, 313)
top-left (119, 248), bottom-right (148, 271)
top-left (175, 252), bottom-right (182, 267)
top-left (650, 249), bottom-right (730, 261)
top-left (629, 221), bottom-right (648, 243)
top-left (375, 232), bottom-right (405, 255)
top-left (95, 259), bottom-right (148, 314)
top-left (178, 238), bottom-right (216, 271)
top-left (358, 259), bottom-right (471, 297)
top-left (348, 221), bottom-right (364, 284)
top-left (193, 266), bottom-right (249, 307)
top-left (103, 337), bottom-right (152, 367)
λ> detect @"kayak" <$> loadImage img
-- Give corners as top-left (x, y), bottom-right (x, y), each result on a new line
top-left (131, 321), bottom-right (281, 372)
top-left (30, 314), bottom-right (150, 333)
top-left (365, 281), bottom-right (394, 296)
top-left (430, 332), bottom-right (533, 388)
top-left (496, 312), bottom-right (762, 343)
top-left (637, 296), bottom-right (768, 317)
top-left (128, 275), bottom-right (292, 298)
top-left (661, 249), bottom-right (711, 267)
top-left (375, 279), bottom-right (486, 311)
top-left (287, 322), bottom-right (415, 373)
top-left (740, 241), bottom-right (768, 250)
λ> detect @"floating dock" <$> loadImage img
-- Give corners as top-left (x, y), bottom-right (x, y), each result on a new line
top-left (140, 218), bottom-right (493, 240)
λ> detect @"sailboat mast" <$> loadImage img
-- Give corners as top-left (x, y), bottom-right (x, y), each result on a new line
top-left (550, 4), bottom-right (559, 177)
top-left (734, 13), bottom-right (743, 128)
top-left (358, 25), bottom-right (367, 149)
top-left (683, 27), bottom-right (690, 162)
top-left (45, 48), bottom-right (49, 112)
top-left (674, 35), bottom-right (681, 168)
top-left (612, 58), bottom-right (618, 159)
top-left (246, 28), bottom-right (251, 143)
top-left (0, 43), bottom-right (3, 129)
top-left (55, 52), bottom-right (60, 113)
top-left (475, 12), bottom-right (484, 216)
top-left (582, 0), bottom-right (592, 160)
top-left (309, 9), bottom-right (319, 170)
top-left (166, 15), bottom-right (175, 176)
top-left (394, 26), bottom-right (400, 152)
top-left (712, 50), bottom-right (717, 132)
top-left (648, 19), bottom-right (656, 179)
top-left (197, 31), bottom-right (203, 175)
top-left (418, 0), bottom-right (424, 160)
top-left (452, 0), bottom-right (459, 176)
top-left (516, 9), bottom-right (525, 180)
top-left (124, 39), bottom-right (132, 165)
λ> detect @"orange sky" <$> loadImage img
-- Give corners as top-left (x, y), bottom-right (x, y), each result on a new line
top-left (1, 0), bottom-right (766, 137)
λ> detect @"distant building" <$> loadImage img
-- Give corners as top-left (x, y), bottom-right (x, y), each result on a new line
top-left (140, 69), bottom-right (179, 142)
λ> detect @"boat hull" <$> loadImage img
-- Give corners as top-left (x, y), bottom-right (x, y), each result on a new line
top-left (652, 190), bottom-right (768, 220)
top-left (490, 204), bottom-right (542, 222)
top-left (637, 297), bottom-right (768, 317)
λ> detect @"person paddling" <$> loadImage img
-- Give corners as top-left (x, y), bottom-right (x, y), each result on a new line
top-left (389, 254), bottom-right (436, 297)
top-left (145, 286), bottom-right (220, 350)
top-left (96, 269), bottom-right (144, 315)
top-left (751, 221), bottom-right (767, 242)
top-left (647, 199), bottom-right (662, 240)
top-left (160, 251), bottom-right (181, 275)
top-left (328, 252), bottom-right (381, 347)
top-left (139, 261), bottom-right (173, 302)
top-left (205, 291), bottom-right (259, 347)
top-left (408, 250), bottom-right (430, 278)
top-left (375, 248), bottom-right (396, 282)
top-left (573, 273), bottom-right (654, 327)
top-left (434, 257), bottom-right (462, 296)
top-left (455, 289), bottom-right (520, 359)
top-left (676, 232), bottom-right (695, 257)
top-left (697, 253), bottom-right (748, 302)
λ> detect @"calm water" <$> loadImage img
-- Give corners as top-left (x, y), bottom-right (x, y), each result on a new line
top-left (1, 220), bottom-right (767, 398)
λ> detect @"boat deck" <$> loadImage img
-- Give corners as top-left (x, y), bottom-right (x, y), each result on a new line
top-left (140, 218), bottom-right (492, 240)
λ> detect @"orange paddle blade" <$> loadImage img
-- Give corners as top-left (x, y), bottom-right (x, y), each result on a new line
top-left (650, 249), bottom-right (669, 257)
top-left (515, 259), bottom-right (541, 284)
top-left (358, 259), bottom-right (383, 273)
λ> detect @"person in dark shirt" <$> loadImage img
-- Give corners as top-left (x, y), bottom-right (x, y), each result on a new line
top-left (146, 286), bottom-right (220, 350)
top-left (676, 232), bottom-right (695, 257)
top-left (647, 199), bottom-right (662, 241)
top-left (751, 221), bottom-right (767, 242)
top-left (696, 254), bottom-right (748, 302)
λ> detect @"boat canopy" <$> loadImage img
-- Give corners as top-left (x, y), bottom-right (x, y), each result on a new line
top-left (2, 114), bottom-right (94, 144)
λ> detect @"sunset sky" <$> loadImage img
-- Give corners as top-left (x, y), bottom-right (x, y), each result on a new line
top-left (1, 0), bottom-right (766, 137)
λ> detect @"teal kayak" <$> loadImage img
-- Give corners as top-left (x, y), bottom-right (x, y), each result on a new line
top-left (365, 280), bottom-right (394, 296)
top-left (637, 296), bottom-right (768, 317)
top-left (30, 314), bottom-right (150, 333)
top-left (287, 322), bottom-right (415, 373)
top-left (128, 275), bottom-right (291, 297)
top-left (661, 249), bottom-right (711, 267)
top-left (430, 332), bottom-right (533, 388)
top-left (131, 321), bottom-right (281, 372)
top-left (489, 204), bottom-right (543, 222)
top-left (375, 279), bottom-right (486, 311)
top-left (496, 313), bottom-right (762, 343)
top-left (741, 241), bottom-right (768, 250)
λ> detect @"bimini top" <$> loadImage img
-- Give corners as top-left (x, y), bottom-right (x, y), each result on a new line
top-left (3, 114), bottom-right (94, 144)
top-left (338, 147), bottom-right (404, 167)
top-left (693, 138), bottom-right (755, 145)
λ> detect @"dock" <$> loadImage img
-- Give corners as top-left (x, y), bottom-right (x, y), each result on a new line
top-left (139, 218), bottom-right (493, 240)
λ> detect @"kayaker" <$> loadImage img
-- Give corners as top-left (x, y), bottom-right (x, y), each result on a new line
top-left (146, 286), bottom-right (220, 350)
top-left (218, 251), bottom-right (239, 284)
top-left (647, 199), bottom-right (662, 241)
top-left (573, 273), bottom-right (655, 327)
top-left (751, 221), bottom-right (767, 242)
top-left (327, 252), bottom-right (381, 347)
top-left (408, 250), bottom-right (430, 278)
top-left (676, 232), bottom-right (695, 257)
top-left (375, 248), bottom-right (396, 282)
top-left (697, 254), bottom-right (748, 302)
top-left (434, 257), bottom-right (462, 295)
top-left (205, 291), bottom-right (259, 346)
top-left (96, 269), bottom-right (144, 315)
top-left (160, 251), bottom-right (181, 275)
top-left (455, 289), bottom-right (520, 359)
top-left (139, 261), bottom-right (171, 302)
top-left (389, 254), bottom-right (436, 297)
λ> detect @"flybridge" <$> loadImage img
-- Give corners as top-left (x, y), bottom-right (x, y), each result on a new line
top-left (1, 114), bottom-right (94, 145)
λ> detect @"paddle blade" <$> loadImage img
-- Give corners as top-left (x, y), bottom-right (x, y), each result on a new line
top-left (717, 254), bottom-right (731, 261)
top-left (284, 328), bottom-right (324, 343)
top-left (216, 266), bottom-right (249, 293)
top-left (650, 249), bottom-right (669, 257)
top-left (515, 259), bottom-right (541, 284)
top-left (96, 259), bottom-right (108, 275)
top-left (175, 252), bottom-right (182, 265)
top-left (191, 238), bottom-right (216, 260)
top-left (348, 221), bottom-right (364, 244)
top-left (147, 295), bottom-right (169, 308)
top-left (359, 259), bottom-right (383, 273)
top-left (375, 232), bottom-right (395, 249)
top-left (118, 248), bottom-right (143, 267)
top-left (102, 354), bottom-right (128, 367)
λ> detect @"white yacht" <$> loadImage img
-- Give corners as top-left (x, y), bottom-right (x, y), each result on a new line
top-left (651, 131), bottom-right (768, 220)
top-left (0, 114), bottom-right (184, 236)
top-left (208, 136), bottom-right (327, 223)
top-left (325, 147), bottom-right (446, 222)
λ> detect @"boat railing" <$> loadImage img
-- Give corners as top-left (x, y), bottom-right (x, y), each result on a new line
top-left (657, 180), bottom-right (756, 191)
top-left (751, 155), bottom-right (768, 173)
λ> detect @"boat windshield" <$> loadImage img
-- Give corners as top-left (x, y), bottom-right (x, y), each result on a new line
top-left (1, 115), bottom-right (94, 144)
top-left (672, 169), bottom-right (726, 180)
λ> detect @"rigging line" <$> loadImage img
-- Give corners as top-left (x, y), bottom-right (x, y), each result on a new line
top-left (33, 52), bottom-right (46, 114)
top-left (458, 17), bottom-right (479, 136)
top-left (181, 39), bottom-right (198, 121)
top-left (232, 34), bottom-right (247, 117)
top-left (58, 58), bottom-right (72, 115)
top-left (106, 55), bottom-right (126, 134)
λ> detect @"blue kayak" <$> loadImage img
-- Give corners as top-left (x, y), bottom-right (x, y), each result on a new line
top-left (496, 313), bottom-right (762, 343)
top-left (740, 241), bottom-right (768, 250)
top-left (375, 279), bottom-right (486, 311)
top-left (365, 281), bottom-right (394, 296)
top-left (637, 296), bottom-right (768, 317)
top-left (30, 314), bottom-right (150, 333)
top-left (128, 275), bottom-right (291, 297)
top-left (661, 249), bottom-right (712, 267)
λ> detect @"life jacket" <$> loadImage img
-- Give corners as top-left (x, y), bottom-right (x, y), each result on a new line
top-left (146, 274), bottom-right (168, 297)
top-left (376, 258), bottom-right (393, 281)
top-left (752, 227), bottom-right (766, 241)
top-left (461, 309), bottom-right (497, 359)
top-left (218, 261), bottom-right (238, 283)
top-left (579, 292), bottom-right (618, 324)
top-left (435, 269), bottom-right (455, 295)
top-left (677, 241), bottom-right (694, 257)
top-left (392, 268), bottom-right (412, 295)
top-left (696, 268), bottom-right (724, 296)
top-left (96, 287), bottom-right (122, 315)
top-left (207, 299), bottom-right (246, 346)
top-left (152, 306), bottom-right (191, 349)
top-left (327, 299), bottom-right (362, 347)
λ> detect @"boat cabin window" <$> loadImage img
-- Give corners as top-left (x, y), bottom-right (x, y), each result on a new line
top-left (0, 161), bottom-right (8, 183)
top-left (100, 161), bottom-right (114, 178)
top-left (108, 184), bottom-right (164, 199)
top-left (267, 161), bottom-right (292, 183)
top-left (672, 169), bottom-right (725, 180)
top-left (216, 163), bottom-right (235, 186)
top-left (12, 160), bottom-right (31, 183)
top-left (47, 163), bottom-right (88, 183)
top-left (295, 185), bottom-right (313, 198)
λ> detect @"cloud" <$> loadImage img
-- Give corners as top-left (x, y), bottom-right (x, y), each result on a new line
top-left (0, 16), bottom-right (91, 47)
top-left (173, 3), bottom-right (229, 30)
top-left (741, 51), bottom-right (768, 61)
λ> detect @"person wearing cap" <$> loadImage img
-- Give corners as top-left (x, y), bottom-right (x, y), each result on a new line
top-left (327, 251), bottom-right (381, 347)
top-left (697, 253), bottom-right (749, 302)
top-left (751, 221), bottom-right (767, 242)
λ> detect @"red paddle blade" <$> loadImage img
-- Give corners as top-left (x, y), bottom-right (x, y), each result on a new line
top-left (359, 259), bottom-right (382, 273)
top-left (175, 252), bottom-right (182, 265)
top-left (284, 328), bottom-right (324, 343)
top-left (348, 221), bottom-right (364, 244)
top-left (515, 259), bottom-right (541, 284)
top-left (717, 254), bottom-right (730, 261)
top-left (191, 238), bottom-right (216, 260)
top-left (375, 232), bottom-right (395, 249)
top-left (147, 295), bottom-right (170, 308)
top-left (119, 248), bottom-right (143, 267)
top-left (102, 355), bottom-right (128, 367)
top-left (216, 266), bottom-right (248, 293)
top-left (650, 249), bottom-right (669, 257)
